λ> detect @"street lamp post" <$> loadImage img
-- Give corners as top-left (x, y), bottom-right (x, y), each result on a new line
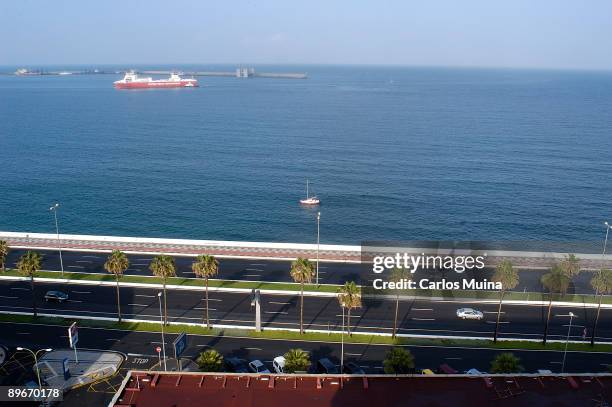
top-left (316, 211), bottom-right (321, 286)
top-left (157, 292), bottom-right (167, 371)
top-left (590, 221), bottom-right (612, 346)
top-left (17, 347), bottom-right (52, 389)
top-left (49, 203), bottom-right (64, 277)
top-left (340, 304), bottom-right (345, 374)
top-left (561, 312), bottom-right (577, 373)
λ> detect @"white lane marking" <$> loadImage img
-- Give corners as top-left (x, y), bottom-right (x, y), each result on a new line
top-left (269, 301), bottom-right (292, 305)
top-left (82, 255), bottom-right (101, 259)
top-left (486, 321), bottom-right (509, 324)
top-left (549, 361), bottom-right (562, 364)
top-left (128, 303), bottom-right (150, 307)
top-left (126, 269), bottom-right (142, 272)
top-left (335, 315), bottom-right (361, 318)
top-left (136, 259), bottom-right (151, 261)
top-left (183, 271), bottom-right (195, 274)
top-left (264, 311), bottom-right (288, 315)
top-left (412, 308), bottom-right (433, 311)
top-left (345, 352), bottom-right (361, 356)
top-left (105, 338), bottom-right (120, 341)
top-left (193, 307), bottom-right (217, 311)
top-left (0, 295), bottom-right (18, 299)
top-left (11, 287), bottom-right (30, 291)
top-left (444, 357), bottom-right (462, 360)
top-left (150, 341), bottom-right (167, 345)
top-left (16, 332), bottom-right (31, 335)
top-left (411, 318), bottom-right (436, 321)
top-left (250, 264), bottom-right (266, 266)
top-left (67, 265), bottom-right (85, 269)
top-left (244, 347), bottom-right (262, 351)
top-left (135, 295), bottom-right (156, 298)
top-left (562, 324), bottom-right (585, 328)
top-left (244, 274), bottom-right (261, 278)
top-left (76, 260), bottom-right (92, 264)
top-left (67, 300), bottom-right (83, 303)
top-left (483, 311), bottom-right (505, 314)
top-left (246, 268), bottom-right (264, 272)
top-left (132, 264), bottom-right (148, 266)
top-left (71, 291), bottom-right (91, 294)
top-left (197, 344), bottom-right (210, 347)
top-left (204, 299), bottom-right (223, 302)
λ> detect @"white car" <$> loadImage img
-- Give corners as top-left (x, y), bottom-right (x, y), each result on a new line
top-left (272, 356), bottom-right (286, 374)
top-left (456, 308), bottom-right (484, 320)
top-left (248, 360), bottom-right (271, 374)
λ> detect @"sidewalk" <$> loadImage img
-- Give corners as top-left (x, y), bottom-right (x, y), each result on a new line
top-left (38, 349), bottom-right (124, 391)
top-left (3, 231), bottom-right (612, 268)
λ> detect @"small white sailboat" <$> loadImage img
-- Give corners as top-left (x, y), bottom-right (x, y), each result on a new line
top-left (299, 179), bottom-right (320, 205)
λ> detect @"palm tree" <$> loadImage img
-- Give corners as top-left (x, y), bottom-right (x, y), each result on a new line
top-left (283, 348), bottom-right (311, 373)
top-left (560, 254), bottom-right (581, 277)
top-left (490, 352), bottom-right (524, 373)
top-left (17, 251), bottom-right (42, 317)
top-left (192, 254), bottom-right (219, 329)
top-left (589, 269), bottom-right (612, 346)
top-left (196, 349), bottom-right (224, 372)
top-left (541, 265), bottom-right (571, 345)
top-left (290, 257), bottom-right (315, 334)
top-left (149, 255), bottom-right (176, 325)
top-left (0, 240), bottom-right (8, 272)
top-left (338, 281), bottom-right (362, 336)
top-left (389, 267), bottom-right (409, 339)
top-left (491, 260), bottom-right (519, 343)
top-left (383, 347), bottom-right (415, 374)
top-left (104, 250), bottom-right (129, 322)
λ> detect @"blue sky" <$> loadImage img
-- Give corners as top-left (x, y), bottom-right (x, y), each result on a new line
top-left (1, 0), bottom-right (611, 69)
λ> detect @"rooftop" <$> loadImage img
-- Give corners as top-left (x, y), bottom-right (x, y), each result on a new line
top-left (110, 371), bottom-right (612, 407)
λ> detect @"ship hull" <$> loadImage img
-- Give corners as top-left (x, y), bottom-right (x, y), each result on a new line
top-left (114, 81), bottom-right (198, 89)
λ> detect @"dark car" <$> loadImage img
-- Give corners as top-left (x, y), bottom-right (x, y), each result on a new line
top-left (44, 291), bottom-right (69, 303)
top-left (317, 358), bottom-right (339, 374)
top-left (225, 357), bottom-right (249, 373)
top-left (343, 362), bottom-right (366, 375)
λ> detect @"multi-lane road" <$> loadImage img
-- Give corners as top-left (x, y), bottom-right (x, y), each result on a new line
top-left (2, 248), bottom-right (602, 294)
top-left (2, 321), bottom-right (611, 375)
top-left (0, 279), bottom-right (610, 342)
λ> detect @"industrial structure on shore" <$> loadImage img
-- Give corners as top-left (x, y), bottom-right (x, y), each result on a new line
top-left (11, 66), bottom-right (307, 79)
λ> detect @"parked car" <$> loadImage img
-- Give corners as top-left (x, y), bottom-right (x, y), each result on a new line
top-left (456, 308), bottom-right (484, 320)
top-left (248, 360), bottom-right (271, 374)
top-left (317, 358), bottom-right (340, 374)
top-left (421, 369), bottom-right (435, 375)
top-left (466, 368), bottom-right (485, 375)
top-left (225, 357), bottom-right (249, 373)
top-left (273, 356), bottom-right (286, 374)
top-left (343, 362), bottom-right (366, 375)
top-left (44, 291), bottom-right (69, 303)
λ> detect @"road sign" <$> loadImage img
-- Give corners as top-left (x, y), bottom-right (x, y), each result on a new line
top-left (156, 346), bottom-right (162, 353)
top-left (62, 357), bottom-right (71, 380)
top-left (173, 333), bottom-right (187, 359)
top-left (68, 322), bottom-right (78, 348)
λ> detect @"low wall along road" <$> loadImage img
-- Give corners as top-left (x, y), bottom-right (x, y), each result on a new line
top-left (1, 231), bottom-right (612, 269)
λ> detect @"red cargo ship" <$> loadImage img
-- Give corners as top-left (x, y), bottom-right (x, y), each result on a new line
top-left (114, 71), bottom-right (198, 89)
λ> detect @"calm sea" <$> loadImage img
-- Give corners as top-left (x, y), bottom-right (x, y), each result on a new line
top-left (1, 65), bottom-right (611, 244)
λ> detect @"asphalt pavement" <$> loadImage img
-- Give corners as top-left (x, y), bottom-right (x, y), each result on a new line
top-left (1, 321), bottom-right (611, 375)
top-left (3, 248), bottom-right (602, 294)
top-left (0, 279), bottom-right (609, 342)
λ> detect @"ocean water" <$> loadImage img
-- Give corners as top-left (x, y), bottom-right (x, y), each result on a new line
top-left (1, 65), bottom-right (611, 244)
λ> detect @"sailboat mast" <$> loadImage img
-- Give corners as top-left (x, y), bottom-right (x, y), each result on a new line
top-left (306, 179), bottom-right (309, 198)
